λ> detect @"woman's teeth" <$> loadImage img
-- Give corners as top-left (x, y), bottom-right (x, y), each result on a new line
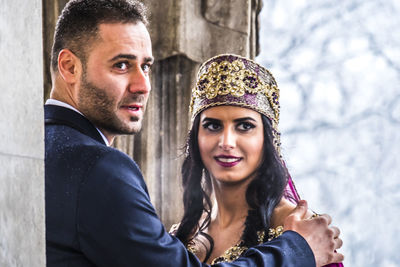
top-left (217, 157), bottom-right (239, 163)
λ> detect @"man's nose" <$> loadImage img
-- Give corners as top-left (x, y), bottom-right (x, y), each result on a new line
top-left (127, 65), bottom-right (150, 94)
top-left (218, 128), bottom-right (236, 150)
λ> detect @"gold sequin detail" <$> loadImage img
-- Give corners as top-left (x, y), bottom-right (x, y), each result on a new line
top-left (191, 58), bottom-right (280, 127)
top-left (268, 225), bottom-right (284, 241)
top-left (211, 241), bottom-right (249, 264)
top-left (187, 240), bottom-right (198, 254)
top-left (208, 226), bottom-right (285, 264)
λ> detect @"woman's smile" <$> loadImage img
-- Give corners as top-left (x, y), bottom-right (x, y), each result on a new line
top-left (214, 155), bottom-right (243, 167)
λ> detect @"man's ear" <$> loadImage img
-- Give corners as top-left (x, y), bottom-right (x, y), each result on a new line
top-left (57, 49), bottom-right (82, 84)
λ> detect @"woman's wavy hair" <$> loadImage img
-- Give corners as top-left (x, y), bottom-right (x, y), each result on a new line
top-left (175, 111), bottom-right (288, 251)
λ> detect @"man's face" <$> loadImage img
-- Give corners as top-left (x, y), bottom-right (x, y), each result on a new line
top-left (77, 22), bottom-right (153, 141)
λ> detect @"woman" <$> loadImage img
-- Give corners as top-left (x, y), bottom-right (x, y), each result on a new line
top-left (171, 54), bottom-right (343, 266)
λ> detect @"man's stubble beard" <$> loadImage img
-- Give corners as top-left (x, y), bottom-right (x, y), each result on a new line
top-left (78, 71), bottom-right (146, 135)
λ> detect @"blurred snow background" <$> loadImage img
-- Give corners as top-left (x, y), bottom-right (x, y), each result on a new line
top-left (257, 0), bottom-right (400, 266)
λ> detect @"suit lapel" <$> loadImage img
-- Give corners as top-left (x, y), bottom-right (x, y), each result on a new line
top-left (45, 105), bottom-right (106, 145)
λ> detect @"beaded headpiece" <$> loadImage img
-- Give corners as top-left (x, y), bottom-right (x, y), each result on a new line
top-left (190, 54), bottom-right (282, 155)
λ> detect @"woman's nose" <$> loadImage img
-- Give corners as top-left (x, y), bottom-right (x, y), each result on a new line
top-left (218, 128), bottom-right (236, 150)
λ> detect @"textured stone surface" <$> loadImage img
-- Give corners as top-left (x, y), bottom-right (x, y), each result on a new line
top-left (0, 0), bottom-right (45, 159)
top-left (42, 0), bottom-right (69, 100)
top-left (0, 155), bottom-right (45, 267)
top-left (257, 1), bottom-right (400, 266)
top-left (115, 55), bottom-right (200, 228)
top-left (0, 0), bottom-right (45, 265)
top-left (142, 0), bottom-right (261, 62)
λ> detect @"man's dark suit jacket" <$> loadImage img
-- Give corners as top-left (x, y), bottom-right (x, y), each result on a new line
top-left (45, 104), bottom-right (315, 267)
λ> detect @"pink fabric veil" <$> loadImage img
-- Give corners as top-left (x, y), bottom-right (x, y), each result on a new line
top-left (283, 163), bottom-right (344, 267)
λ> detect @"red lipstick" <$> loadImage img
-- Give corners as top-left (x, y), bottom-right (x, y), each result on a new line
top-left (214, 155), bottom-right (242, 167)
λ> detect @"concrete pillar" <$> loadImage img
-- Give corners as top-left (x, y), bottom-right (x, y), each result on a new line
top-left (0, 0), bottom-right (45, 266)
top-left (125, 55), bottom-right (200, 228)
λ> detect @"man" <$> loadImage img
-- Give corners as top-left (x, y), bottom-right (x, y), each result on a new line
top-left (45, 0), bottom-right (343, 266)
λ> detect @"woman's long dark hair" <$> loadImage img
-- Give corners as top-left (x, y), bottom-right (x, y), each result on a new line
top-left (175, 113), bottom-right (288, 250)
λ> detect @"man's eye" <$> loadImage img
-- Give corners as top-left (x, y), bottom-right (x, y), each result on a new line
top-left (237, 122), bottom-right (255, 131)
top-left (114, 62), bottom-right (129, 71)
top-left (142, 64), bottom-right (152, 73)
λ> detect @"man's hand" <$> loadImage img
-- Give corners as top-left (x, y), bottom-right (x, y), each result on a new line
top-left (284, 200), bottom-right (344, 267)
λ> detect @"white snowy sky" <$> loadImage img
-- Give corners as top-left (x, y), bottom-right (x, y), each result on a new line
top-left (257, 1), bottom-right (400, 266)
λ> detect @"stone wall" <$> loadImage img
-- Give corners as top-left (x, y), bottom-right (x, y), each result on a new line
top-left (0, 0), bottom-right (45, 266)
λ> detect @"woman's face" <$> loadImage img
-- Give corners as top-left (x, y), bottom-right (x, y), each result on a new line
top-left (198, 106), bottom-right (264, 185)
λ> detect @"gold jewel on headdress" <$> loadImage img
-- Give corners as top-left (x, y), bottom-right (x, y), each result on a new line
top-left (190, 54), bottom-right (282, 155)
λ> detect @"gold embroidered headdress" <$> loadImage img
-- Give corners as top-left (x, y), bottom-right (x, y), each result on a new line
top-left (190, 54), bottom-right (282, 154)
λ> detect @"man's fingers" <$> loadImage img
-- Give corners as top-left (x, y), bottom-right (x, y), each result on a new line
top-left (314, 213), bottom-right (332, 225)
top-left (331, 226), bottom-right (340, 238)
top-left (331, 251), bottom-right (345, 263)
top-left (331, 226), bottom-right (342, 249)
top-left (335, 237), bottom-right (343, 250)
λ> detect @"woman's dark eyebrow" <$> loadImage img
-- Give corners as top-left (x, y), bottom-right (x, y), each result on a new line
top-left (233, 117), bottom-right (257, 123)
top-left (201, 117), bottom-right (220, 123)
top-left (201, 117), bottom-right (257, 123)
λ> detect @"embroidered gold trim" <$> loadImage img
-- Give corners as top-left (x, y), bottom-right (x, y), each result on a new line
top-left (268, 225), bottom-right (284, 241)
top-left (211, 241), bottom-right (248, 264)
top-left (190, 58), bottom-right (280, 127)
top-left (209, 226), bottom-right (285, 264)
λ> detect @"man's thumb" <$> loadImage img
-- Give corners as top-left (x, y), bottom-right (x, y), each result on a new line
top-left (290, 200), bottom-right (308, 220)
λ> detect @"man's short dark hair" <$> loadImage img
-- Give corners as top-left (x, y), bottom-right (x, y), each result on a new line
top-left (51, 0), bottom-right (148, 72)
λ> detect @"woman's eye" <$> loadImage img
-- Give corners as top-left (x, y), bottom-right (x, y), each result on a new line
top-left (203, 122), bottom-right (221, 131)
top-left (237, 122), bottom-right (255, 131)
